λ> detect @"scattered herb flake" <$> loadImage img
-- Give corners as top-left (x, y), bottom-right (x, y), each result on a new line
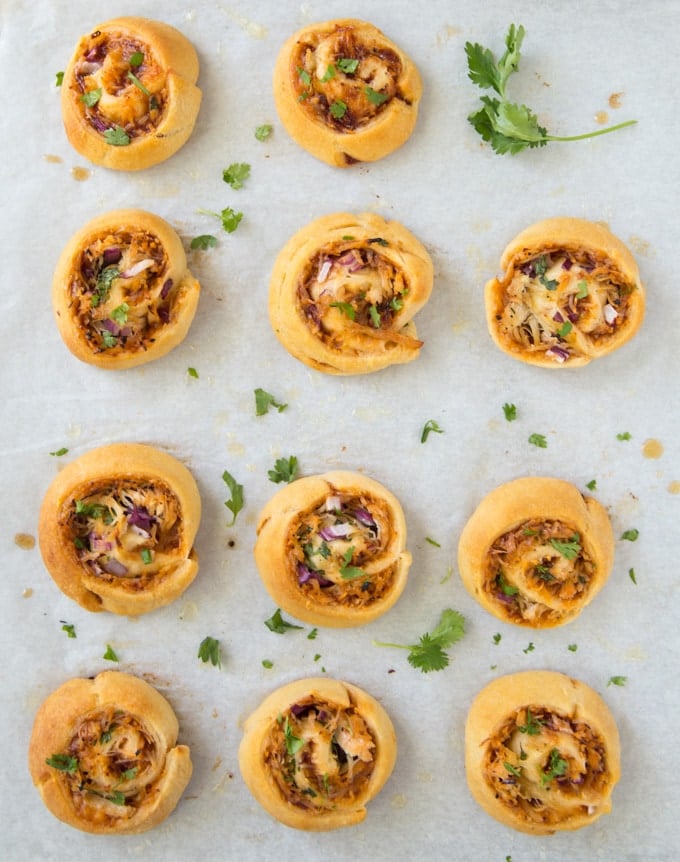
top-left (297, 66), bottom-right (311, 86)
top-left (255, 124), bottom-right (273, 141)
top-left (629, 567), bottom-right (637, 584)
top-left (528, 433), bottom-right (547, 448)
top-left (103, 644), bottom-right (119, 662)
top-left (284, 718), bottom-right (305, 755)
top-left (493, 633), bottom-right (502, 645)
top-left (55, 71), bottom-right (64, 86)
top-left (330, 300), bottom-right (355, 320)
top-left (110, 303), bottom-right (129, 325)
top-left (129, 51), bottom-right (144, 68)
top-left (50, 447), bottom-right (69, 457)
top-left (103, 126), bottom-right (130, 146)
top-left (568, 643), bottom-right (578, 652)
top-left (198, 636), bottom-right (221, 668)
top-left (265, 608), bottom-right (303, 634)
top-left (374, 608), bottom-right (466, 673)
top-left (255, 388), bottom-right (288, 415)
top-left (330, 99), bottom-right (348, 119)
top-left (497, 572), bottom-right (518, 596)
top-left (518, 708), bottom-right (543, 735)
top-left (262, 659), bottom-right (274, 669)
top-left (523, 641), bottom-right (535, 654)
top-left (421, 419), bottom-right (444, 443)
top-left (187, 367), bottom-right (199, 379)
top-left (222, 469), bottom-right (244, 525)
top-left (268, 456), bottom-right (298, 484)
top-left (223, 162), bottom-right (251, 189)
top-left (190, 234), bottom-right (218, 250)
top-left (46, 754), bottom-right (78, 774)
top-left (504, 761), bottom-right (522, 778)
top-left (440, 566), bottom-right (453, 584)
top-left (80, 88), bottom-right (102, 107)
top-left (540, 748), bottom-right (568, 786)
top-left (621, 528), bottom-right (639, 542)
top-left (425, 537), bottom-right (441, 547)
top-left (502, 402), bottom-right (517, 421)
top-left (307, 628), bottom-right (318, 640)
top-left (60, 621), bottom-right (76, 639)
top-left (617, 431), bottom-right (632, 441)
top-left (465, 23), bottom-right (637, 156)
top-left (365, 86), bottom-right (388, 105)
top-left (337, 58), bottom-right (359, 74)
top-left (586, 479), bottom-right (597, 491)
top-left (608, 675), bottom-right (627, 687)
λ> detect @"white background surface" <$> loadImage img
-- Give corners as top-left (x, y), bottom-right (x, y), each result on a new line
top-left (1, 1), bottom-right (679, 860)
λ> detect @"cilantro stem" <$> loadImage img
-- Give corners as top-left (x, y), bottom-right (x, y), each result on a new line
top-left (545, 119), bottom-right (637, 142)
top-left (372, 641), bottom-right (412, 650)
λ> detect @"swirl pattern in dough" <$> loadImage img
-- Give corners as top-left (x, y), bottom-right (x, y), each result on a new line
top-left (485, 217), bottom-right (645, 367)
top-left (273, 18), bottom-right (421, 166)
top-left (254, 471), bottom-right (411, 627)
top-left (465, 671), bottom-right (621, 834)
top-left (61, 17), bottom-right (201, 170)
top-left (457, 477), bottom-right (614, 628)
top-left (29, 671), bottom-right (192, 834)
top-left (269, 212), bottom-right (433, 374)
top-left (52, 209), bottom-right (200, 369)
top-left (238, 677), bottom-right (396, 830)
top-left (38, 443), bottom-right (201, 615)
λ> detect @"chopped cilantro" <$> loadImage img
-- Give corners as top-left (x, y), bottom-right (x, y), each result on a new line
top-left (129, 51), bottom-right (144, 68)
top-left (55, 71), bottom-right (64, 86)
top-left (190, 234), bottom-right (218, 250)
top-left (337, 58), bottom-right (359, 74)
top-left (284, 718), bottom-right (305, 756)
top-left (586, 479), bottom-right (597, 491)
top-left (50, 447), bottom-right (69, 457)
top-left (621, 528), bottom-right (639, 542)
top-left (223, 162), bottom-right (251, 189)
top-left (557, 320), bottom-right (573, 338)
top-left (187, 367), bottom-right (199, 378)
top-left (339, 546), bottom-right (365, 580)
top-left (268, 456), bottom-right (298, 484)
top-left (254, 388), bottom-right (287, 415)
top-left (425, 537), bottom-right (441, 547)
top-left (262, 659), bottom-right (274, 669)
top-left (140, 548), bottom-right (152, 565)
top-left (421, 419), bottom-right (444, 443)
top-left (297, 66), bottom-right (311, 86)
top-left (255, 124), bottom-right (273, 141)
top-left (110, 303), bottom-right (129, 325)
top-left (364, 86), bottom-right (388, 105)
top-left (198, 207), bottom-right (243, 234)
top-left (493, 633), bottom-right (501, 645)
top-left (629, 567), bottom-right (637, 584)
top-left (330, 100), bottom-right (348, 119)
top-left (518, 708), bottom-right (543, 735)
top-left (321, 64), bottom-right (336, 82)
top-left (197, 636), bottom-right (221, 668)
top-left (523, 641), bottom-right (535, 654)
top-left (46, 753), bottom-right (78, 774)
top-left (127, 71), bottom-right (151, 97)
top-left (497, 572), bottom-right (518, 596)
top-left (307, 628), bottom-right (318, 640)
top-left (103, 644), bottom-right (119, 662)
top-left (568, 643), bottom-right (578, 652)
top-left (540, 748), bottom-right (568, 786)
top-left (265, 608), bottom-right (303, 634)
top-left (80, 88), bottom-right (102, 107)
top-left (369, 304), bottom-right (381, 328)
top-left (607, 675), bottom-right (627, 687)
top-left (330, 301), bottom-right (355, 320)
top-left (60, 621), bottom-right (76, 639)
top-left (617, 431), bottom-right (632, 440)
top-left (576, 280), bottom-right (589, 298)
top-left (222, 469), bottom-right (244, 525)
top-left (103, 126), bottom-right (130, 146)
top-left (528, 433), bottom-right (547, 448)
top-left (502, 402), bottom-right (517, 421)
top-left (549, 534), bottom-right (581, 560)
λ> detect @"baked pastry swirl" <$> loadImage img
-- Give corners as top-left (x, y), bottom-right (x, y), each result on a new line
top-left (485, 217), bottom-right (645, 366)
top-left (273, 18), bottom-right (422, 166)
top-left (238, 677), bottom-right (397, 830)
top-left (29, 671), bottom-right (192, 834)
top-left (465, 671), bottom-right (621, 834)
top-left (457, 477), bottom-right (614, 628)
top-left (52, 209), bottom-right (200, 369)
top-left (254, 471), bottom-right (411, 627)
top-left (269, 212), bottom-right (433, 374)
top-left (38, 443), bottom-right (201, 615)
top-left (61, 17), bottom-right (201, 170)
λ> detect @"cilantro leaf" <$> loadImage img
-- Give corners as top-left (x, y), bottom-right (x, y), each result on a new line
top-left (586, 479), bottom-right (597, 491)
top-left (55, 71), bottom-right (64, 87)
top-left (330, 301), bottom-right (355, 320)
top-left (60, 621), bottom-right (76, 639)
top-left (540, 748), bottom-right (568, 786)
top-left (330, 100), bottom-right (348, 119)
top-left (374, 608), bottom-right (465, 673)
top-left (364, 86), bottom-right (388, 105)
top-left (549, 534), bottom-right (582, 560)
top-left (50, 447), bottom-right (69, 457)
top-left (187, 367), bottom-right (199, 378)
top-left (465, 24), bottom-right (636, 155)
top-left (46, 753), bottom-right (79, 774)
top-left (503, 402), bottom-right (517, 421)
top-left (255, 124), bottom-right (273, 141)
top-left (129, 51), bottom-right (144, 68)
top-left (81, 88), bottom-right (102, 107)
top-left (265, 608), bottom-right (303, 634)
top-left (223, 162), bottom-right (251, 189)
top-left (339, 546), bottom-right (365, 580)
top-left (103, 644), bottom-right (119, 662)
top-left (103, 126), bottom-right (130, 146)
top-left (607, 675), bottom-right (627, 687)
top-left (621, 528), bottom-right (639, 542)
top-left (190, 234), bottom-right (217, 250)
top-left (528, 433), bottom-right (547, 448)
top-left (198, 636), bottom-right (221, 668)
top-left (283, 717), bottom-right (305, 755)
top-left (222, 469), bottom-right (244, 525)
top-left (254, 388), bottom-right (287, 415)
top-left (268, 456), bottom-right (298, 484)
top-left (337, 58), bottom-right (359, 74)
top-left (421, 419), bottom-right (444, 443)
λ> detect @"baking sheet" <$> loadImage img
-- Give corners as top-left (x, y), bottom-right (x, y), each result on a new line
top-left (1, 0), bottom-right (679, 859)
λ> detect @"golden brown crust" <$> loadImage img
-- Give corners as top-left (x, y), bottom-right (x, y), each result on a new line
top-left (273, 18), bottom-right (421, 166)
top-left (61, 17), bottom-right (201, 170)
top-left (457, 477), bottom-right (614, 628)
top-left (238, 677), bottom-right (396, 830)
top-left (254, 471), bottom-right (411, 627)
top-left (28, 671), bottom-right (192, 834)
top-left (269, 212), bottom-right (433, 375)
top-left (485, 217), bottom-right (645, 367)
top-left (38, 443), bottom-right (201, 615)
top-left (465, 671), bottom-right (621, 835)
top-left (52, 208), bottom-right (200, 369)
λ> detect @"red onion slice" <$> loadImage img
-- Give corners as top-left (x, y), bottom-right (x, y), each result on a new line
top-left (546, 346), bottom-right (569, 363)
top-left (319, 523), bottom-right (352, 541)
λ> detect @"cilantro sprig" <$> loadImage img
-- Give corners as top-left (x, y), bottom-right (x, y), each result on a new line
top-left (265, 608), bottom-right (303, 634)
top-left (374, 608), bottom-right (466, 673)
top-left (268, 456), bottom-right (298, 484)
top-left (198, 207), bottom-right (243, 234)
top-left (465, 24), bottom-right (636, 155)
top-left (222, 469), bottom-right (244, 525)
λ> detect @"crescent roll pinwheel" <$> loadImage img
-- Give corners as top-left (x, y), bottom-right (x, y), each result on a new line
top-left (273, 18), bottom-right (422, 166)
top-left (61, 17), bottom-right (201, 170)
top-left (457, 477), bottom-right (614, 628)
top-left (269, 212), bottom-right (433, 374)
top-left (38, 443), bottom-right (201, 616)
top-left (29, 671), bottom-right (192, 834)
top-left (485, 217), bottom-right (645, 367)
top-left (52, 209), bottom-right (200, 369)
top-left (465, 671), bottom-right (621, 835)
top-left (238, 677), bottom-right (397, 830)
top-left (254, 471), bottom-right (411, 627)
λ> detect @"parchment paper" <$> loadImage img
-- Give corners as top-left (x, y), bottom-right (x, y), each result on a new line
top-left (1, 1), bottom-right (678, 860)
